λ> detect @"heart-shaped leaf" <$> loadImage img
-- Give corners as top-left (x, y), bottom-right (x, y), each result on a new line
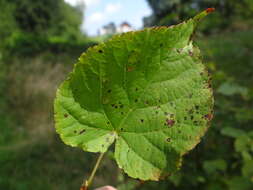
top-left (54, 10), bottom-right (214, 181)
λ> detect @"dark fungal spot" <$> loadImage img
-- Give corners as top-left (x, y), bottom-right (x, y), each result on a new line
top-left (98, 49), bottom-right (103, 53)
top-left (176, 49), bottom-right (182, 53)
top-left (190, 115), bottom-right (194, 120)
top-left (194, 121), bottom-right (198, 125)
top-left (120, 128), bottom-right (123, 131)
top-left (135, 88), bottom-right (138, 91)
top-left (135, 99), bottom-right (138, 103)
top-left (184, 116), bottom-right (187, 120)
top-left (166, 138), bottom-right (171, 142)
top-left (164, 112), bottom-right (168, 115)
top-left (140, 119), bottom-right (144, 123)
top-left (121, 112), bottom-right (124, 115)
top-left (107, 121), bottom-right (110, 125)
top-left (120, 105), bottom-right (124, 108)
top-left (155, 111), bottom-right (159, 114)
top-left (195, 105), bottom-right (199, 110)
top-left (79, 129), bottom-right (86, 134)
top-left (188, 109), bottom-right (193, 114)
top-left (115, 106), bottom-right (118, 109)
top-left (74, 130), bottom-right (77, 133)
top-left (111, 104), bottom-right (115, 107)
top-left (166, 119), bottom-right (175, 127)
top-left (145, 101), bottom-right (149, 105)
top-left (178, 130), bottom-right (182, 134)
top-left (64, 114), bottom-right (68, 118)
top-left (200, 72), bottom-right (204, 76)
top-left (107, 89), bottom-right (112, 93)
top-left (160, 43), bottom-right (163, 47)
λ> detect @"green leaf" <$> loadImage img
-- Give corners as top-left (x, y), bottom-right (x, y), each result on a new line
top-left (217, 82), bottom-right (248, 97)
top-left (203, 159), bottom-right (227, 174)
top-left (54, 11), bottom-right (214, 180)
top-left (221, 127), bottom-right (246, 138)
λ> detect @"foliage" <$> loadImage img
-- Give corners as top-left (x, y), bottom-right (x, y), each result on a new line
top-left (54, 11), bottom-right (214, 183)
top-left (144, 0), bottom-right (253, 33)
top-left (0, 0), bottom-right (85, 60)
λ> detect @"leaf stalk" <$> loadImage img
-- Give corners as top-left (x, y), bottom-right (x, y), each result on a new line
top-left (80, 153), bottom-right (105, 190)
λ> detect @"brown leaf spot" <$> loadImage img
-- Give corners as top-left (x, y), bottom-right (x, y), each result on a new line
top-left (166, 119), bottom-right (175, 127)
top-left (206, 8), bottom-right (215, 13)
top-left (127, 66), bottom-right (134, 72)
top-left (204, 113), bottom-right (213, 121)
top-left (64, 114), bottom-right (68, 118)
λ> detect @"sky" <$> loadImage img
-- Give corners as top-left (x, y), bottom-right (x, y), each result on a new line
top-left (64, 0), bottom-right (152, 36)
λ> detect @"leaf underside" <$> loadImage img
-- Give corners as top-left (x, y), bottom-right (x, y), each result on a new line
top-left (54, 15), bottom-right (214, 181)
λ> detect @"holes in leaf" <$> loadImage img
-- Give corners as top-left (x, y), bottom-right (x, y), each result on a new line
top-left (79, 129), bottom-right (86, 134)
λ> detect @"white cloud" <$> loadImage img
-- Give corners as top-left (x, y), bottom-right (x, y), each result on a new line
top-left (87, 12), bottom-right (104, 23)
top-left (64, 0), bottom-right (100, 7)
top-left (105, 3), bottom-right (122, 14)
top-left (85, 0), bottom-right (101, 6)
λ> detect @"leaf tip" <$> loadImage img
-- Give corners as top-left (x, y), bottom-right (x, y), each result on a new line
top-left (206, 8), bottom-right (215, 14)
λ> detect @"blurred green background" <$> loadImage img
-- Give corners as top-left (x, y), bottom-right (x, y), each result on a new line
top-left (0, 0), bottom-right (253, 190)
